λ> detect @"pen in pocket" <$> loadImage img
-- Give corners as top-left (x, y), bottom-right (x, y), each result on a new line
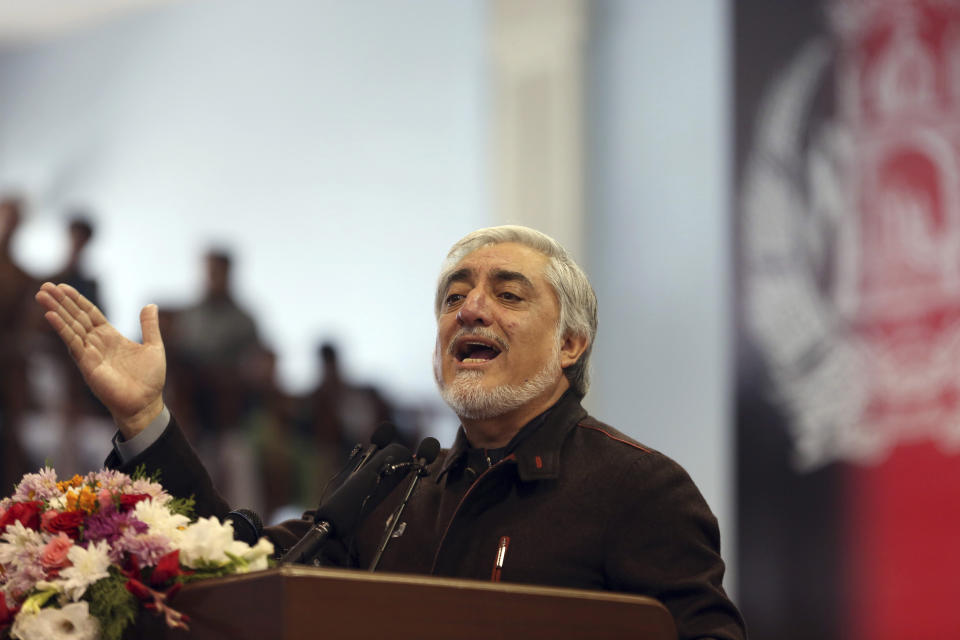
top-left (491, 535), bottom-right (510, 582)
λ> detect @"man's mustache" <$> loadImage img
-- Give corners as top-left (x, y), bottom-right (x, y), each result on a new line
top-left (445, 327), bottom-right (509, 356)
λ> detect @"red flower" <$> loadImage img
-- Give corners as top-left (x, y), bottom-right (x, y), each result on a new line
top-left (0, 501), bottom-right (41, 531)
top-left (118, 493), bottom-right (151, 512)
top-left (0, 592), bottom-right (20, 631)
top-left (150, 550), bottom-right (186, 586)
top-left (122, 553), bottom-right (142, 578)
top-left (125, 578), bottom-right (152, 601)
top-left (41, 509), bottom-right (85, 540)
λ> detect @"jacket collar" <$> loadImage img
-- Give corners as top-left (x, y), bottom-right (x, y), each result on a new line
top-left (436, 389), bottom-right (587, 483)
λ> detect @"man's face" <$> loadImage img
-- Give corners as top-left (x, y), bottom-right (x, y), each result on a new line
top-left (433, 242), bottom-right (570, 419)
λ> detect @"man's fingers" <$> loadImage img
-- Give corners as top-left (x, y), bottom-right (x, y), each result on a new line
top-left (59, 282), bottom-right (108, 326)
top-left (58, 290), bottom-right (94, 332)
top-left (35, 283), bottom-right (61, 313)
top-left (36, 285), bottom-right (90, 339)
top-left (140, 304), bottom-right (163, 347)
top-left (44, 310), bottom-right (87, 363)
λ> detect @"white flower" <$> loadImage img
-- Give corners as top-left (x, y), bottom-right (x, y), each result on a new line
top-left (58, 541), bottom-right (111, 601)
top-left (179, 516), bottom-right (275, 571)
top-left (0, 521), bottom-right (44, 565)
top-left (0, 521), bottom-right (44, 549)
top-left (11, 601), bottom-right (99, 640)
top-left (131, 498), bottom-right (189, 543)
top-left (178, 516), bottom-right (238, 568)
top-left (229, 537), bottom-right (274, 573)
top-left (46, 495), bottom-right (68, 511)
top-left (8, 608), bottom-right (52, 640)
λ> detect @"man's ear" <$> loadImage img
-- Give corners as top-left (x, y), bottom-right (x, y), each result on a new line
top-left (559, 332), bottom-right (589, 370)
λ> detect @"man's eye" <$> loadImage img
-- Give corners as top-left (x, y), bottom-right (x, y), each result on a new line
top-left (499, 292), bottom-right (521, 302)
top-left (445, 294), bottom-right (465, 307)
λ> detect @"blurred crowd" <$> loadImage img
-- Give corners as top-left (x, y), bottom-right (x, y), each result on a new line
top-left (0, 196), bottom-right (426, 522)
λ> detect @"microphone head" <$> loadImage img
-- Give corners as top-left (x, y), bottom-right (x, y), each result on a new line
top-left (415, 437), bottom-right (441, 465)
top-left (317, 442), bottom-right (411, 536)
top-left (370, 422), bottom-right (397, 448)
top-left (224, 508), bottom-right (263, 546)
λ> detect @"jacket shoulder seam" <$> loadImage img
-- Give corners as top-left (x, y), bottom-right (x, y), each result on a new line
top-left (576, 423), bottom-right (652, 453)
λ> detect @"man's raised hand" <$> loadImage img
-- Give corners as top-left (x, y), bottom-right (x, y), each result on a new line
top-left (35, 282), bottom-right (166, 439)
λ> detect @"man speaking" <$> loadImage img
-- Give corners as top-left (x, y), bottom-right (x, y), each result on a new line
top-left (36, 225), bottom-right (746, 639)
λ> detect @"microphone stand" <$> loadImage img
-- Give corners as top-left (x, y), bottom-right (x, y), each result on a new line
top-left (281, 442), bottom-right (411, 565)
top-left (368, 458), bottom-right (430, 572)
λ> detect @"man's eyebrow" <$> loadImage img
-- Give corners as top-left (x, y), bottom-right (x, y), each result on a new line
top-left (440, 267), bottom-right (472, 295)
top-left (440, 267), bottom-right (535, 296)
top-left (491, 269), bottom-right (534, 290)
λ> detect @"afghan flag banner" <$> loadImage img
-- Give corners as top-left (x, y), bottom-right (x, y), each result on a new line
top-left (736, 1), bottom-right (960, 638)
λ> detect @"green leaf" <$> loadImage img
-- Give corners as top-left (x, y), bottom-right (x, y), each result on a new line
top-left (166, 495), bottom-right (197, 520)
top-left (130, 464), bottom-right (162, 483)
top-left (181, 564), bottom-right (238, 582)
top-left (84, 570), bottom-right (138, 640)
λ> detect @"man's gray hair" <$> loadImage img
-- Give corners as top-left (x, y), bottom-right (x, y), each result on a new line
top-left (435, 225), bottom-right (598, 396)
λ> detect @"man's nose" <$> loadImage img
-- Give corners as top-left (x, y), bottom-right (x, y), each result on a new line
top-left (456, 290), bottom-right (492, 326)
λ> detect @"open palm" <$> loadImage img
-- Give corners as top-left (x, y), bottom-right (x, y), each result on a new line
top-left (36, 282), bottom-right (166, 437)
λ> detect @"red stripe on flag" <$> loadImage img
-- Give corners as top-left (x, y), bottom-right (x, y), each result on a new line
top-left (848, 441), bottom-right (960, 639)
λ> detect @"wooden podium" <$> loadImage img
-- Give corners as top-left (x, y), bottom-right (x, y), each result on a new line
top-left (138, 565), bottom-right (677, 639)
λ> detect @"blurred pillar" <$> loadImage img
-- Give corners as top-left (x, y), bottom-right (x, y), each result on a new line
top-left (489, 0), bottom-right (588, 262)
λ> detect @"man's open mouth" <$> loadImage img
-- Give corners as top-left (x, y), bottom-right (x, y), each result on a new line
top-left (456, 340), bottom-right (503, 363)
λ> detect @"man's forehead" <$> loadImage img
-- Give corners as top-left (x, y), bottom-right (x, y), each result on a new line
top-left (439, 242), bottom-right (550, 295)
top-left (452, 242), bottom-right (549, 274)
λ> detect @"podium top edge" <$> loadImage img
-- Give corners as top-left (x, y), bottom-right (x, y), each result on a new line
top-left (187, 565), bottom-right (669, 610)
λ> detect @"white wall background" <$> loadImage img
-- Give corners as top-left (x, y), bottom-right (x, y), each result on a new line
top-left (0, 0), bottom-right (487, 426)
top-left (585, 0), bottom-right (734, 587)
top-left (0, 0), bottom-right (735, 590)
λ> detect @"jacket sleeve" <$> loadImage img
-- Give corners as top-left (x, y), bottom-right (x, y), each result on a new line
top-left (604, 454), bottom-right (747, 640)
top-left (104, 416), bottom-right (231, 520)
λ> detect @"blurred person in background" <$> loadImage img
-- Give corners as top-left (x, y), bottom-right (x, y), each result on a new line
top-left (308, 342), bottom-right (395, 455)
top-left (237, 343), bottom-right (299, 521)
top-left (50, 214), bottom-right (101, 309)
top-left (44, 213), bottom-right (110, 472)
top-left (289, 340), bottom-right (399, 516)
top-left (35, 225), bottom-right (746, 640)
top-left (167, 248), bottom-right (262, 498)
top-left (0, 197), bottom-right (35, 492)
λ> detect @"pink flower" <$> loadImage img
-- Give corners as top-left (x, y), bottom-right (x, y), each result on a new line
top-left (98, 488), bottom-right (116, 515)
top-left (41, 509), bottom-right (58, 530)
top-left (40, 532), bottom-right (73, 572)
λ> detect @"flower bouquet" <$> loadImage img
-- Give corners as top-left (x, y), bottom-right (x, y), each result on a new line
top-left (0, 467), bottom-right (273, 640)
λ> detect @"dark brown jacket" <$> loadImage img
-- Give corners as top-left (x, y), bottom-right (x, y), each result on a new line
top-left (107, 392), bottom-right (745, 640)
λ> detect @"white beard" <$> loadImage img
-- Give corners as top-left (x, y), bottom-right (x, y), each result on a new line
top-left (436, 343), bottom-right (563, 420)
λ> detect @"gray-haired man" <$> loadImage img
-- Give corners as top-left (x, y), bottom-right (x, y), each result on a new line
top-left (37, 226), bottom-right (746, 640)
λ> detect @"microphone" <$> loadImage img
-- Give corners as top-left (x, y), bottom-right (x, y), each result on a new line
top-left (317, 422), bottom-right (397, 505)
top-left (368, 437), bottom-right (440, 571)
top-left (224, 508), bottom-right (263, 546)
top-left (281, 442), bottom-right (411, 565)
top-left (414, 437), bottom-right (441, 468)
top-left (351, 422), bottom-right (397, 475)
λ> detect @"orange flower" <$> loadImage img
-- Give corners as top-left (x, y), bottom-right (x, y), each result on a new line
top-left (55, 475), bottom-right (84, 493)
top-left (77, 486), bottom-right (98, 513)
top-left (65, 486), bottom-right (99, 514)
